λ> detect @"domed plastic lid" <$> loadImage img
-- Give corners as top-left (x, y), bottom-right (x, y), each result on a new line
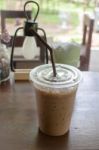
top-left (30, 64), bottom-right (82, 89)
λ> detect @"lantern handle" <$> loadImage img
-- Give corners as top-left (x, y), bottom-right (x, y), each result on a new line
top-left (24, 0), bottom-right (39, 22)
top-left (10, 27), bottom-right (24, 72)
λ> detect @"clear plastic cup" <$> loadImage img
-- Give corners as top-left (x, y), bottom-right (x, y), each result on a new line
top-left (30, 64), bottom-right (82, 136)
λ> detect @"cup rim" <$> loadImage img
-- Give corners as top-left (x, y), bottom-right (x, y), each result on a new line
top-left (30, 64), bottom-right (82, 89)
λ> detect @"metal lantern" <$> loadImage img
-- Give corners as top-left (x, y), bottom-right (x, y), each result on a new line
top-left (10, 0), bottom-right (56, 77)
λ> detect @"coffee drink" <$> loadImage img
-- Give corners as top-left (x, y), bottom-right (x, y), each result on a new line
top-left (30, 64), bottom-right (82, 136)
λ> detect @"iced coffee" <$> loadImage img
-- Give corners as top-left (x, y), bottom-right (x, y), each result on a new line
top-left (30, 64), bottom-right (82, 136)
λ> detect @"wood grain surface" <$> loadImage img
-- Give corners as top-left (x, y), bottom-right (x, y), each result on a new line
top-left (0, 72), bottom-right (99, 150)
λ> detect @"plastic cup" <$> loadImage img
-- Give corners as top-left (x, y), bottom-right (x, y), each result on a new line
top-left (30, 64), bottom-right (82, 136)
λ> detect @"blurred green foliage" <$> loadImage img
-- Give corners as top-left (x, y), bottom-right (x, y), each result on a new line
top-left (0, 0), bottom-right (95, 29)
top-left (0, 0), bottom-right (5, 9)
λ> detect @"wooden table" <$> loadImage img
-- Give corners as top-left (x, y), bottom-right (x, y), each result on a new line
top-left (0, 72), bottom-right (99, 150)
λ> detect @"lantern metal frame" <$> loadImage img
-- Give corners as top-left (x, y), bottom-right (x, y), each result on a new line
top-left (10, 0), bottom-right (56, 77)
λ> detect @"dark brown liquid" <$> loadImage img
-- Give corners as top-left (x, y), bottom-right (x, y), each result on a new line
top-left (35, 87), bottom-right (77, 136)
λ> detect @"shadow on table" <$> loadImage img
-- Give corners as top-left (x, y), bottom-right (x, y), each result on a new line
top-left (33, 129), bottom-right (70, 150)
